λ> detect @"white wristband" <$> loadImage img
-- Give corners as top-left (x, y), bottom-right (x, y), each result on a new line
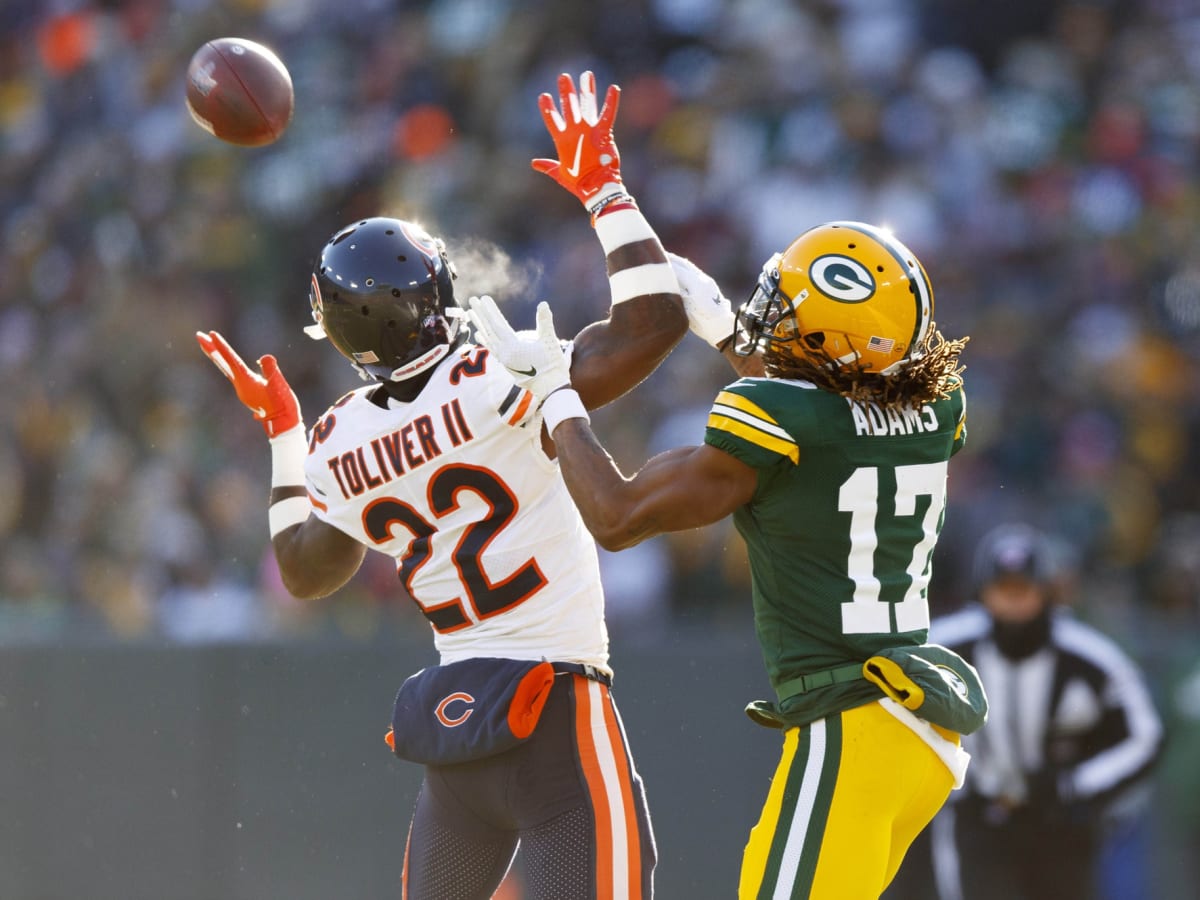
top-left (607, 263), bottom-right (680, 305)
top-left (594, 207), bottom-right (657, 256)
top-left (541, 388), bottom-right (589, 436)
top-left (269, 425), bottom-right (307, 488)
top-left (269, 496), bottom-right (311, 538)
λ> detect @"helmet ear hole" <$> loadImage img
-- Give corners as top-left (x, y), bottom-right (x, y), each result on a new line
top-left (804, 333), bottom-right (825, 350)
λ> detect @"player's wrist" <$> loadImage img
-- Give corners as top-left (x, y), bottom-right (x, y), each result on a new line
top-left (587, 182), bottom-right (631, 221)
top-left (541, 387), bottom-right (589, 436)
top-left (695, 310), bottom-right (738, 349)
top-left (269, 424), bottom-right (307, 487)
top-left (594, 206), bottom-right (678, 306)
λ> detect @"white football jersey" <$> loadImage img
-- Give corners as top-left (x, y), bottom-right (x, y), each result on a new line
top-left (305, 343), bottom-right (609, 671)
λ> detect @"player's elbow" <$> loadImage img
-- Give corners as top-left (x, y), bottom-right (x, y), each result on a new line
top-left (273, 547), bottom-right (353, 601)
top-left (277, 567), bottom-right (335, 601)
top-left (587, 511), bottom-right (649, 553)
top-left (593, 528), bottom-right (632, 553)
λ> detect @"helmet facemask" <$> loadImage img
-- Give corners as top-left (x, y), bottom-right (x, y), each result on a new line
top-left (734, 253), bottom-right (831, 369)
top-left (733, 254), bottom-right (793, 357)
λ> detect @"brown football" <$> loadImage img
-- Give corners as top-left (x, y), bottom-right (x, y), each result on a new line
top-left (185, 37), bottom-right (294, 147)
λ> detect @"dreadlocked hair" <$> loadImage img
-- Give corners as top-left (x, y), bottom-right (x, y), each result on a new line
top-left (763, 322), bottom-right (969, 410)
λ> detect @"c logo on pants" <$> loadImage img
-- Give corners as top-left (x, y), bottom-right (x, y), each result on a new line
top-left (435, 692), bottom-right (475, 727)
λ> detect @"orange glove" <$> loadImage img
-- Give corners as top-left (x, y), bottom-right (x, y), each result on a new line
top-left (532, 71), bottom-right (625, 213)
top-left (196, 330), bottom-right (302, 439)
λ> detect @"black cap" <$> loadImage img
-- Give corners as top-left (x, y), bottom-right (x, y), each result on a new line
top-left (972, 523), bottom-right (1052, 587)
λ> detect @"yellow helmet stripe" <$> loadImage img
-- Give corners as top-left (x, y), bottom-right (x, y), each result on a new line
top-left (831, 221), bottom-right (932, 353)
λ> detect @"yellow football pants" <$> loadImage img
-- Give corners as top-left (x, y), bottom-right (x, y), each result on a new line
top-left (740, 701), bottom-right (955, 899)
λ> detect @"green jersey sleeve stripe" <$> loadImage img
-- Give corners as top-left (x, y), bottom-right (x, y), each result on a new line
top-left (707, 412), bottom-right (800, 463)
top-left (712, 402), bottom-right (795, 445)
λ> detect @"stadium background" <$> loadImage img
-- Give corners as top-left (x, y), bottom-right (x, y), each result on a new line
top-left (1, 0), bottom-right (1198, 897)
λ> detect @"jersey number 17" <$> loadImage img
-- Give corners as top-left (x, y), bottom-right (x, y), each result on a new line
top-left (838, 461), bottom-right (947, 635)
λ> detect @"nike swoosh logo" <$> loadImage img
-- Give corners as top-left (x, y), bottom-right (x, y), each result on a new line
top-left (512, 365), bottom-right (538, 377)
top-left (565, 136), bottom-right (585, 177)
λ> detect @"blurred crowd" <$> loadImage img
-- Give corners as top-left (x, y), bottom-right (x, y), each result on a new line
top-left (2, 0), bottom-right (1199, 657)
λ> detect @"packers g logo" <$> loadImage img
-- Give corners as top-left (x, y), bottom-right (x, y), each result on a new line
top-left (809, 254), bottom-right (875, 303)
top-left (935, 665), bottom-right (970, 702)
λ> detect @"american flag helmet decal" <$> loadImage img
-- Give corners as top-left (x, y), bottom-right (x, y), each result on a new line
top-left (867, 335), bottom-right (895, 353)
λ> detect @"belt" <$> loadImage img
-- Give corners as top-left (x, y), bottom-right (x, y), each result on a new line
top-left (775, 662), bottom-right (864, 702)
top-left (552, 662), bottom-right (613, 686)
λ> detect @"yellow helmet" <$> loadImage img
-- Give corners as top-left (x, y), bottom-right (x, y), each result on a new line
top-left (733, 221), bottom-right (934, 375)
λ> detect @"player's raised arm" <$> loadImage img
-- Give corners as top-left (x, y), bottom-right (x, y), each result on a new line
top-left (531, 71), bottom-right (688, 410)
top-left (195, 330), bottom-right (365, 599)
top-left (467, 297), bottom-right (757, 549)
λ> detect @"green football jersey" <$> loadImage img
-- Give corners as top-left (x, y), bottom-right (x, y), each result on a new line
top-left (704, 376), bottom-right (967, 698)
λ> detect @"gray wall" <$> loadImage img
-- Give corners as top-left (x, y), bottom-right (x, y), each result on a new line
top-left (7, 629), bottom-right (1189, 900)
top-left (0, 626), bottom-right (778, 900)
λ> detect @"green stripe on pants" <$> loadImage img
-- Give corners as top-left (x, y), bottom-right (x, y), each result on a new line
top-left (759, 716), bottom-right (843, 898)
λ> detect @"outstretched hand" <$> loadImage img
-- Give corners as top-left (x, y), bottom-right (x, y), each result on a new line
top-left (668, 253), bottom-right (737, 350)
top-left (196, 330), bottom-right (302, 439)
top-left (532, 71), bottom-right (624, 213)
top-left (466, 296), bottom-right (571, 403)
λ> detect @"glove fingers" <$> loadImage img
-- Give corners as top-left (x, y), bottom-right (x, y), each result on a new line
top-left (537, 92), bottom-right (565, 133)
top-left (578, 70), bottom-right (598, 124)
top-left (557, 72), bottom-right (579, 124)
top-left (469, 295), bottom-right (511, 345)
top-left (258, 354), bottom-right (281, 381)
top-left (197, 330), bottom-right (244, 383)
top-left (466, 296), bottom-right (494, 345)
top-left (535, 301), bottom-right (558, 347)
top-left (597, 84), bottom-right (621, 131)
top-left (485, 296), bottom-right (517, 343)
top-left (531, 158), bottom-right (560, 177)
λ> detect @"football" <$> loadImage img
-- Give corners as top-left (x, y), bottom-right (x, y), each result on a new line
top-left (185, 37), bottom-right (294, 147)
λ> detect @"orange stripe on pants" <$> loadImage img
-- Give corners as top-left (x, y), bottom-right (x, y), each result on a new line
top-left (573, 677), bottom-right (643, 899)
top-left (600, 683), bottom-right (642, 897)
top-left (401, 820), bottom-right (412, 899)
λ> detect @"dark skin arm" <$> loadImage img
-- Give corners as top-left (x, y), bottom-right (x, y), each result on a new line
top-left (540, 236), bottom-right (687, 454)
top-left (548, 417), bottom-right (759, 551)
top-left (718, 340), bottom-right (766, 378)
top-left (269, 485), bottom-right (366, 599)
top-left (568, 237), bottom-right (688, 410)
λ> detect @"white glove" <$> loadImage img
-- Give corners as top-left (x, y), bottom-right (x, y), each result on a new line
top-left (467, 295), bottom-right (571, 402)
top-left (669, 252), bottom-right (737, 350)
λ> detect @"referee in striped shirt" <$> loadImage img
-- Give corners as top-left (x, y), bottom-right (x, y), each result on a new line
top-left (890, 522), bottom-right (1164, 900)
